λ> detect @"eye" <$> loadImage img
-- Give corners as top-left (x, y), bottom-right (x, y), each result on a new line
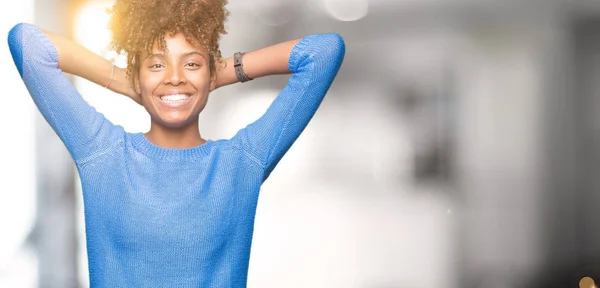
top-left (149, 63), bottom-right (164, 69)
top-left (185, 62), bottom-right (201, 68)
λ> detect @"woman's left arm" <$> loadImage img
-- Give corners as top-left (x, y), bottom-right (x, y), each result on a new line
top-left (212, 38), bottom-right (301, 90)
top-left (226, 33), bottom-right (346, 182)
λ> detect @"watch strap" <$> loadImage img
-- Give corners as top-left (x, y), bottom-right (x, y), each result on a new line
top-left (233, 52), bottom-right (253, 83)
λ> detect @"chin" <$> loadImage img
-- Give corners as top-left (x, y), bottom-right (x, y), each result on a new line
top-left (143, 108), bottom-right (193, 126)
top-left (155, 116), bottom-right (197, 129)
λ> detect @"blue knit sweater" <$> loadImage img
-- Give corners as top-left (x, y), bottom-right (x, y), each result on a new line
top-left (8, 23), bottom-right (344, 287)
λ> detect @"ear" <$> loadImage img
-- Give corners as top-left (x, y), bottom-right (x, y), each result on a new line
top-left (133, 72), bottom-right (141, 95)
top-left (209, 69), bottom-right (217, 92)
top-left (131, 55), bottom-right (142, 95)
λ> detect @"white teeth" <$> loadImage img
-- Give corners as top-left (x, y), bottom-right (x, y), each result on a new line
top-left (160, 94), bottom-right (190, 101)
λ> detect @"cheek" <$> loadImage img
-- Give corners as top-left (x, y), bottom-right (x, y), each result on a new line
top-left (188, 70), bottom-right (212, 90)
top-left (138, 75), bottom-right (162, 95)
top-left (136, 79), bottom-right (158, 109)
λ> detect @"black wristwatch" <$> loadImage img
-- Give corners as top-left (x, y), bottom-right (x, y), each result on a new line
top-left (233, 52), bottom-right (253, 83)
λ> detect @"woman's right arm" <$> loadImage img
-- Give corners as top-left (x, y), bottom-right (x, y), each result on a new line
top-left (40, 27), bottom-right (139, 103)
top-left (8, 23), bottom-right (123, 164)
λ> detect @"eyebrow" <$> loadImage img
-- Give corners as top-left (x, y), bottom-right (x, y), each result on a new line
top-left (144, 51), bottom-right (207, 61)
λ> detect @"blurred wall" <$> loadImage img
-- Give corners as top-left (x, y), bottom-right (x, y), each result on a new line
top-left (33, 0), bottom-right (80, 287)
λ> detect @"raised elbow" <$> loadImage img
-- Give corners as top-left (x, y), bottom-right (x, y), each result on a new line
top-left (8, 23), bottom-right (29, 75)
top-left (326, 33), bottom-right (345, 55)
top-left (8, 23), bottom-right (30, 49)
top-left (320, 33), bottom-right (345, 64)
top-left (316, 33), bottom-right (345, 75)
top-left (289, 33), bottom-right (346, 74)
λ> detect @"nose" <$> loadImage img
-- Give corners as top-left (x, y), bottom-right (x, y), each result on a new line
top-left (164, 65), bottom-right (186, 86)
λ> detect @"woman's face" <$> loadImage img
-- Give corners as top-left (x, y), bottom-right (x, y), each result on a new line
top-left (134, 33), bottom-right (215, 128)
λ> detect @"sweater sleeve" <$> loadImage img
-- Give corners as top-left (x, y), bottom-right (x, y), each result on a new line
top-left (233, 33), bottom-right (345, 181)
top-left (8, 23), bottom-right (120, 165)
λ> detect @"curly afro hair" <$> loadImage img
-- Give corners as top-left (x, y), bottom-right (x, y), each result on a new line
top-left (107, 0), bottom-right (229, 82)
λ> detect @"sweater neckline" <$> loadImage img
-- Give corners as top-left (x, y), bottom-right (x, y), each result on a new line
top-left (130, 132), bottom-right (214, 160)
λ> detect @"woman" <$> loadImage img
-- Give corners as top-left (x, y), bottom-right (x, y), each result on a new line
top-left (8, 0), bottom-right (344, 286)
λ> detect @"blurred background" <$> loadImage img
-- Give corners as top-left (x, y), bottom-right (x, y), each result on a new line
top-left (2, 0), bottom-right (600, 287)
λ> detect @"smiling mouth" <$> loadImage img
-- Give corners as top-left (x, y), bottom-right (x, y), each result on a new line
top-left (159, 93), bottom-right (191, 101)
top-left (156, 94), bottom-right (193, 108)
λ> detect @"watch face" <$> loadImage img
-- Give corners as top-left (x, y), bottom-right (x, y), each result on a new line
top-left (234, 52), bottom-right (243, 64)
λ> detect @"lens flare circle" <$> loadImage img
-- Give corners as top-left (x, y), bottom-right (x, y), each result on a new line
top-left (323, 0), bottom-right (369, 22)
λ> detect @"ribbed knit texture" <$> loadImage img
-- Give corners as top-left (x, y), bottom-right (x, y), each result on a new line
top-left (8, 23), bottom-right (344, 287)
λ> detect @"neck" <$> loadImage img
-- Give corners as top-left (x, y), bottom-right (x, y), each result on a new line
top-left (145, 120), bottom-right (207, 149)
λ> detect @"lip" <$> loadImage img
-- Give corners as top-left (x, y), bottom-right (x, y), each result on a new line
top-left (155, 93), bottom-right (193, 109)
